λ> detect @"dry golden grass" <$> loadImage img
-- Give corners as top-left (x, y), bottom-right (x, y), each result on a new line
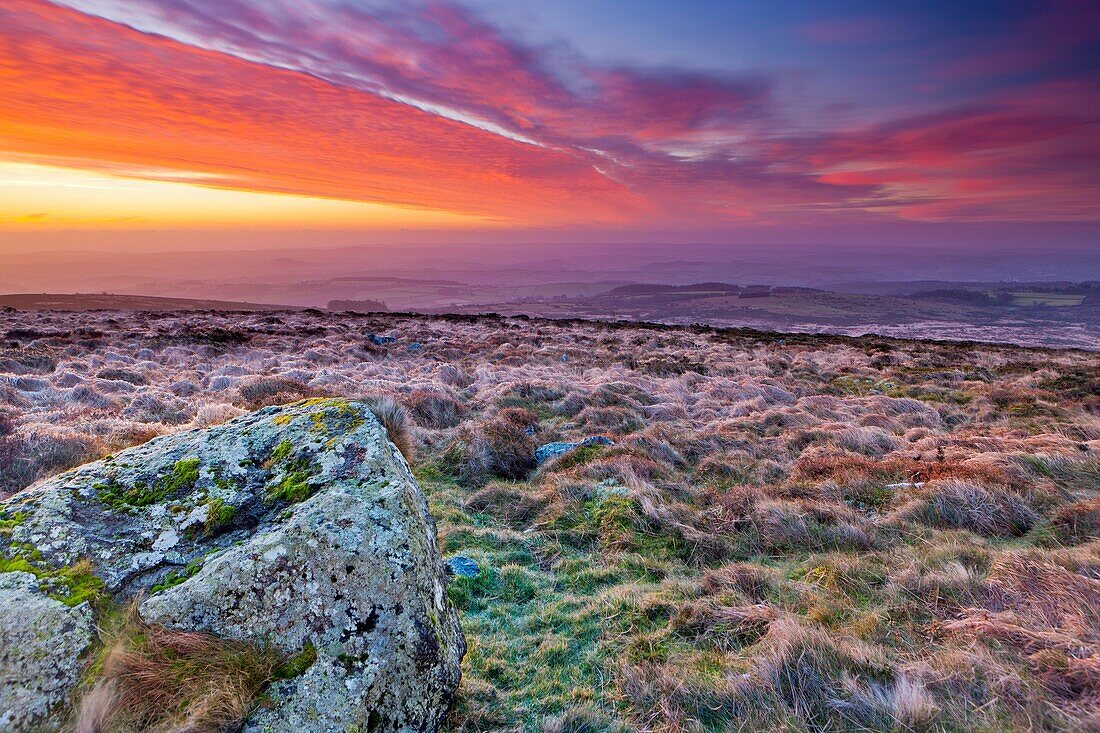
top-left (364, 394), bottom-right (416, 463)
top-left (893, 479), bottom-right (1038, 537)
top-left (937, 554), bottom-right (1100, 710)
top-left (3, 310), bottom-right (1099, 731)
top-left (76, 605), bottom-right (281, 733)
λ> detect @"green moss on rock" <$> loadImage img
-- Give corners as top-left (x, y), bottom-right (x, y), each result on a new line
top-left (150, 556), bottom-right (206, 594)
top-left (274, 642), bottom-right (318, 680)
top-left (192, 497), bottom-right (237, 538)
top-left (0, 544), bottom-right (105, 608)
top-left (96, 458), bottom-right (202, 511)
top-left (264, 441), bottom-right (319, 504)
top-left (268, 460), bottom-right (316, 504)
top-left (0, 510), bottom-right (27, 537)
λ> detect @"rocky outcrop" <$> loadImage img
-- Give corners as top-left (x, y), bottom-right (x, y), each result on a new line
top-left (0, 398), bottom-right (465, 732)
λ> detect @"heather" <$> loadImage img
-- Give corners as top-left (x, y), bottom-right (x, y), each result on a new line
top-left (2, 308), bottom-right (1099, 732)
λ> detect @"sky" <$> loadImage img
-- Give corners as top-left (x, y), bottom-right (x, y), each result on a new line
top-left (0, 0), bottom-right (1098, 255)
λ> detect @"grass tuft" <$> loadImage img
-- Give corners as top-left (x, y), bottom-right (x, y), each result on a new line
top-left (76, 604), bottom-right (282, 733)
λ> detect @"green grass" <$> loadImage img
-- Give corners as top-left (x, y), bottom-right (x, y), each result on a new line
top-left (427, 471), bottom-right (709, 732)
top-left (431, 475), bottom-right (631, 729)
top-left (422, 463), bottom-right (1005, 732)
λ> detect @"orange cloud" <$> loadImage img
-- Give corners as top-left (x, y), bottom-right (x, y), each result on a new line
top-left (2, 0), bottom-right (1096, 232)
top-left (0, 0), bottom-right (646, 227)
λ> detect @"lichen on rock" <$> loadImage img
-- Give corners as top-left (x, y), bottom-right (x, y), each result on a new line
top-left (0, 571), bottom-right (95, 730)
top-left (0, 398), bottom-right (465, 732)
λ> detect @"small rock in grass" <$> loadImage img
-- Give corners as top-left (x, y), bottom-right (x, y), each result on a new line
top-left (446, 556), bottom-right (481, 578)
top-left (535, 435), bottom-right (614, 464)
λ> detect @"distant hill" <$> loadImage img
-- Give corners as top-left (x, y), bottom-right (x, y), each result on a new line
top-left (428, 280), bottom-right (1100, 350)
top-left (605, 282), bottom-right (741, 296)
top-left (327, 298), bottom-right (389, 313)
top-left (0, 293), bottom-right (300, 312)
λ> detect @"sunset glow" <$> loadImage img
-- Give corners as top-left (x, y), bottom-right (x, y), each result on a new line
top-left (2, 8), bottom-right (1100, 729)
top-left (0, 0), bottom-right (1097, 242)
top-left (0, 161), bottom-right (500, 229)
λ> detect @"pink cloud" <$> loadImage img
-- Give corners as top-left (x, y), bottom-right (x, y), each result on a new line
top-left (811, 90), bottom-right (1100, 221)
top-left (0, 0), bottom-right (648, 225)
top-left (13, 0), bottom-right (1100, 226)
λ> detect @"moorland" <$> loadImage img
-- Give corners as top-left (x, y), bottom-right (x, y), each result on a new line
top-left (2, 307), bottom-right (1099, 731)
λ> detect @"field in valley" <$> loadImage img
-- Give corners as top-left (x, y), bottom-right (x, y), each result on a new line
top-left (434, 284), bottom-right (1100, 351)
top-left (2, 308), bottom-right (1099, 732)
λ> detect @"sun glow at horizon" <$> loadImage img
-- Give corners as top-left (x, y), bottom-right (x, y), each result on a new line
top-left (0, 0), bottom-right (1095, 241)
top-left (0, 161), bottom-right (499, 229)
